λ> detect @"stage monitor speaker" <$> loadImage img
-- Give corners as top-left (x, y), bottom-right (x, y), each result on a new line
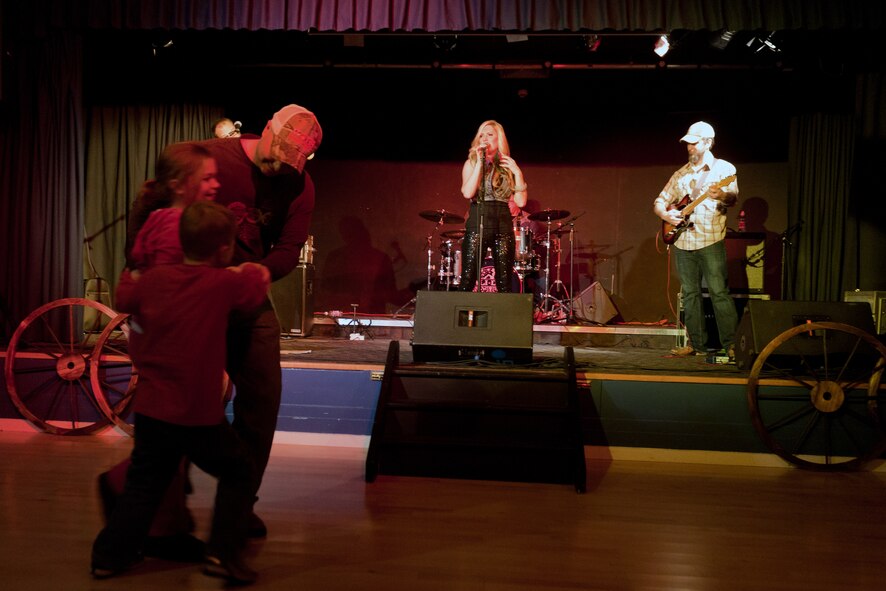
top-left (734, 299), bottom-right (876, 370)
top-left (843, 290), bottom-right (886, 334)
top-left (412, 291), bottom-right (534, 364)
top-left (269, 264), bottom-right (314, 337)
top-left (572, 281), bottom-right (619, 324)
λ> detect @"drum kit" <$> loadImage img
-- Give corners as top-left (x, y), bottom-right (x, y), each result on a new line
top-left (411, 207), bottom-right (582, 323)
top-left (418, 209), bottom-right (466, 291)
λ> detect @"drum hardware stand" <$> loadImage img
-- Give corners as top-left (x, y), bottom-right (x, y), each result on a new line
top-left (345, 303), bottom-right (372, 340)
top-left (525, 209), bottom-right (571, 322)
top-left (560, 211), bottom-right (585, 324)
top-left (395, 210), bottom-right (467, 318)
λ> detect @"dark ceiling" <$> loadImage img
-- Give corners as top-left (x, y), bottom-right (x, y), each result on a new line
top-left (81, 28), bottom-right (872, 165)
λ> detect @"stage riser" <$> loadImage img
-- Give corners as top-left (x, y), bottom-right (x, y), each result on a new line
top-left (248, 367), bottom-right (768, 454)
top-left (0, 359), bottom-right (776, 455)
top-left (311, 322), bottom-right (679, 350)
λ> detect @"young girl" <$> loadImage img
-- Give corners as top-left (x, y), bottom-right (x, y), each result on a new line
top-left (99, 142), bottom-right (221, 563)
top-left (126, 142), bottom-right (220, 270)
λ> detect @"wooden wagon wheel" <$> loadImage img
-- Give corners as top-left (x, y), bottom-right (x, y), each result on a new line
top-left (4, 298), bottom-right (119, 435)
top-left (747, 321), bottom-right (886, 470)
top-left (90, 312), bottom-right (137, 436)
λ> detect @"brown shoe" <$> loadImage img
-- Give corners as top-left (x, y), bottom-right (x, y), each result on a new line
top-left (670, 344), bottom-right (700, 356)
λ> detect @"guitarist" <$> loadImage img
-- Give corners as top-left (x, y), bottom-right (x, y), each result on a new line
top-left (653, 121), bottom-right (739, 358)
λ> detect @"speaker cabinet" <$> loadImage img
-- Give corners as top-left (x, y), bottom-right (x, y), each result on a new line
top-left (572, 281), bottom-right (619, 324)
top-left (411, 291), bottom-right (534, 364)
top-left (269, 264), bottom-right (314, 337)
top-left (734, 300), bottom-right (876, 370)
top-left (843, 290), bottom-right (886, 334)
top-left (366, 341), bottom-right (586, 491)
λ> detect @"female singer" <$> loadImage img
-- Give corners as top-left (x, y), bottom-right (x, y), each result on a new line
top-left (458, 120), bottom-right (528, 293)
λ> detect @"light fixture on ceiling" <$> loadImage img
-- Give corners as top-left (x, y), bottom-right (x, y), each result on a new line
top-left (710, 29), bottom-right (735, 51)
top-left (653, 35), bottom-right (670, 58)
top-left (432, 35), bottom-right (458, 53)
top-left (584, 34), bottom-right (601, 52)
top-left (747, 31), bottom-right (781, 54)
top-left (150, 36), bottom-right (174, 57)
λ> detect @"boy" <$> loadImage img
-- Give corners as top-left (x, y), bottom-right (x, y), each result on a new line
top-left (92, 200), bottom-right (270, 585)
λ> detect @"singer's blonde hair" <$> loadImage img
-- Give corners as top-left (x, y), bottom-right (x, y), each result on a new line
top-left (467, 120), bottom-right (514, 194)
top-left (467, 120), bottom-right (511, 164)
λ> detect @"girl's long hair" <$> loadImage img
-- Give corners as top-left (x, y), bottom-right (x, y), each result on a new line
top-left (125, 142), bottom-right (212, 265)
top-left (467, 120), bottom-right (514, 193)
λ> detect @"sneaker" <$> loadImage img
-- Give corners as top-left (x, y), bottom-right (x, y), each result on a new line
top-left (204, 554), bottom-right (258, 586)
top-left (670, 344), bottom-right (702, 357)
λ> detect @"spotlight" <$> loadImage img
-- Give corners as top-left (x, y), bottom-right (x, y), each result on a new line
top-left (746, 31), bottom-right (781, 54)
top-left (432, 35), bottom-right (458, 53)
top-left (710, 30), bottom-right (735, 51)
top-left (584, 34), bottom-right (601, 52)
top-left (150, 36), bottom-right (174, 57)
top-left (653, 35), bottom-right (670, 58)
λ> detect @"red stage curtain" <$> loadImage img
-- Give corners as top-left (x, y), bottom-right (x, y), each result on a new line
top-left (34, 0), bottom-right (886, 33)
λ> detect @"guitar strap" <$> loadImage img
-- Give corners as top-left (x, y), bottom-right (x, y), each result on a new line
top-left (688, 159), bottom-right (717, 202)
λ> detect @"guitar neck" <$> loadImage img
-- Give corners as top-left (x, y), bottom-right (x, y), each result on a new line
top-left (680, 175), bottom-right (736, 217)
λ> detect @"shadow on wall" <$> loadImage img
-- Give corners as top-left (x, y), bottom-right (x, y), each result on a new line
top-left (618, 236), bottom-right (672, 323)
top-left (726, 196), bottom-right (783, 299)
top-left (318, 215), bottom-right (410, 314)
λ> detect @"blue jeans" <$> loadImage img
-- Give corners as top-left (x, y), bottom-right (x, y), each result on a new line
top-left (673, 240), bottom-right (737, 350)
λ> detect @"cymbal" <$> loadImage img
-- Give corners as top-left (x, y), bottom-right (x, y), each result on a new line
top-left (528, 208), bottom-right (570, 222)
top-left (441, 230), bottom-right (465, 239)
top-left (419, 209), bottom-right (465, 224)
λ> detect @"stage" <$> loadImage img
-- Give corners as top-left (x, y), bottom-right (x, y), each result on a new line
top-left (7, 311), bottom-right (879, 470)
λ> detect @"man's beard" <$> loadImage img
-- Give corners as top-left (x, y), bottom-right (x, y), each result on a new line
top-left (688, 152), bottom-right (701, 165)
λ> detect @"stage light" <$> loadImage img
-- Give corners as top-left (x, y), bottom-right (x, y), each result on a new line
top-left (746, 32), bottom-right (781, 54)
top-left (584, 34), bottom-right (601, 52)
top-left (710, 29), bottom-right (735, 51)
top-left (150, 36), bottom-right (174, 57)
top-left (432, 35), bottom-right (458, 52)
top-left (653, 35), bottom-right (670, 58)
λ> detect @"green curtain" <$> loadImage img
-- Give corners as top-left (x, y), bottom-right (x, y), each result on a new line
top-left (83, 104), bottom-right (224, 311)
top-left (786, 113), bottom-right (857, 301)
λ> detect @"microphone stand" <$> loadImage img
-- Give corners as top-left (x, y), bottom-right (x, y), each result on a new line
top-left (561, 211), bottom-right (585, 324)
top-left (780, 220), bottom-right (803, 300)
top-left (476, 149), bottom-right (487, 291)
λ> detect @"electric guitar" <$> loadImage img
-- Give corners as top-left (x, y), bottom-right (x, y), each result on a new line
top-left (661, 174), bottom-right (736, 245)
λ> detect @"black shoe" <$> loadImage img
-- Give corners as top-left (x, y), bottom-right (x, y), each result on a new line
top-left (247, 511), bottom-right (267, 539)
top-left (203, 554), bottom-right (258, 586)
top-left (143, 533), bottom-right (206, 562)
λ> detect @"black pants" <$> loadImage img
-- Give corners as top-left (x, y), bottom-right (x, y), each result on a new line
top-left (92, 413), bottom-right (255, 567)
top-left (459, 201), bottom-right (515, 293)
top-left (226, 299), bottom-right (282, 501)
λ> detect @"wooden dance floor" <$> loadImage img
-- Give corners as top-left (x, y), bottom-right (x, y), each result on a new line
top-left (2, 429), bottom-right (886, 590)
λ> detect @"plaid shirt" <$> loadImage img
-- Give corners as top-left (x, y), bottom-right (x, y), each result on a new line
top-left (656, 152), bottom-right (738, 251)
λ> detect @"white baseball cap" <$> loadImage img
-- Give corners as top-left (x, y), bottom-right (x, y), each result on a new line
top-left (680, 121), bottom-right (715, 143)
